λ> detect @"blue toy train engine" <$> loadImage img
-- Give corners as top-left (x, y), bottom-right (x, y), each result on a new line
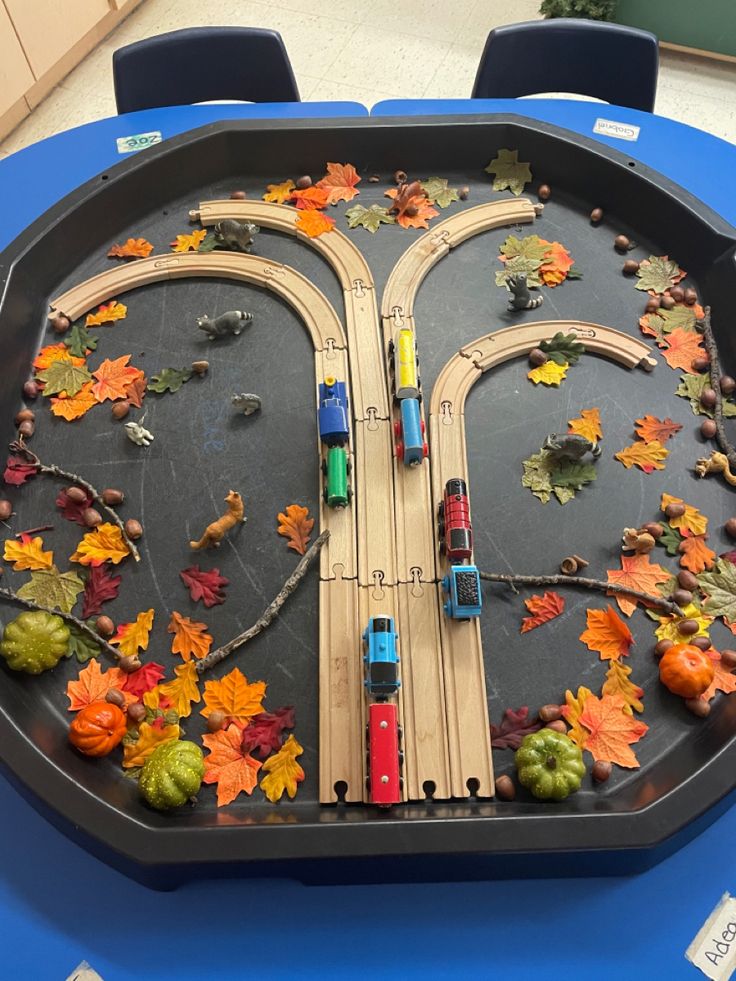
top-left (363, 615), bottom-right (400, 698)
top-left (394, 398), bottom-right (428, 467)
top-left (317, 377), bottom-right (350, 447)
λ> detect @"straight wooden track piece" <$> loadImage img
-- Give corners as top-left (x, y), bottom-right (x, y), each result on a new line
top-left (343, 282), bottom-right (390, 421)
top-left (353, 417), bottom-right (398, 587)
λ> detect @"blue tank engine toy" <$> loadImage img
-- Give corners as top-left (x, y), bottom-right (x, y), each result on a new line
top-left (442, 565), bottom-right (483, 620)
top-left (317, 376), bottom-right (349, 447)
top-left (363, 615), bottom-right (400, 698)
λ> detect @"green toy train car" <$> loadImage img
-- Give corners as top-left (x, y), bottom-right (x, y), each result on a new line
top-left (322, 446), bottom-right (352, 508)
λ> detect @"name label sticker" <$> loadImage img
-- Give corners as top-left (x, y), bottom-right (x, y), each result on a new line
top-left (593, 117), bottom-right (640, 142)
top-left (686, 893), bottom-right (736, 980)
top-left (116, 131), bottom-right (162, 154)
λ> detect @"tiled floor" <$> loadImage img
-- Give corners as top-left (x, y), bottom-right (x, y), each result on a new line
top-left (1, 0), bottom-right (736, 158)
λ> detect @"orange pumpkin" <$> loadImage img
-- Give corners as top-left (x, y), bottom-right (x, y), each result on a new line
top-left (659, 643), bottom-right (714, 699)
top-left (69, 700), bottom-right (127, 757)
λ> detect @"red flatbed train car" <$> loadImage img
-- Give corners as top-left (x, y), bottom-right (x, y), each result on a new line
top-left (367, 703), bottom-right (401, 807)
top-left (438, 477), bottom-right (473, 560)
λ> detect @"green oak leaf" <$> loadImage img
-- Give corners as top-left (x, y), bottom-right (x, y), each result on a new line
top-left (675, 372), bottom-right (736, 418)
top-left (698, 558), bottom-right (736, 621)
top-left (197, 231), bottom-right (219, 253)
top-left (635, 255), bottom-right (684, 294)
top-left (495, 254), bottom-right (543, 288)
top-left (147, 367), bottom-right (193, 394)
top-left (484, 148), bottom-right (532, 196)
top-left (566, 265), bottom-right (583, 280)
top-left (499, 234), bottom-right (550, 263)
top-left (35, 359), bottom-right (92, 397)
top-left (549, 460), bottom-right (597, 490)
top-left (521, 450), bottom-right (554, 504)
top-left (640, 312), bottom-right (668, 346)
top-left (65, 622), bottom-right (101, 663)
top-left (345, 204), bottom-right (396, 233)
top-left (64, 322), bottom-right (98, 358)
top-left (540, 331), bottom-right (586, 366)
top-left (17, 565), bottom-right (84, 613)
top-left (658, 523), bottom-right (683, 556)
top-left (421, 177), bottom-right (459, 209)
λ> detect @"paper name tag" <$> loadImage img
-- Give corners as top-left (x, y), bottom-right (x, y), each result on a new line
top-left (593, 117), bottom-right (640, 142)
top-left (686, 893), bottom-right (736, 980)
top-left (116, 130), bottom-right (162, 154)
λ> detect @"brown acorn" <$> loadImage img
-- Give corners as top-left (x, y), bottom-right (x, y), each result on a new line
top-left (118, 655), bottom-right (142, 673)
top-left (685, 698), bottom-right (711, 718)
top-left (545, 719), bottom-right (567, 734)
top-left (665, 502), bottom-right (686, 519)
top-left (592, 760), bottom-right (612, 783)
top-left (206, 710), bottom-right (227, 733)
top-left (669, 285), bottom-right (685, 303)
top-left (105, 688), bottom-right (126, 708)
top-left (614, 234), bottom-right (630, 252)
top-left (672, 589), bottom-right (692, 607)
top-left (660, 294), bottom-right (676, 310)
top-left (95, 615), bottom-right (115, 637)
top-left (393, 169), bottom-right (407, 184)
top-left (654, 639), bottom-right (674, 658)
top-left (677, 619), bottom-right (700, 636)
top-left (721, 375), bottom-right (736, 396)
top-left (404, 204), bottom-right (419, 218)
top-left (692, 355), bottom-right (710, 372)
top-left (111, 401), bottom-right (130, 420)
top-left (724, 517), bottom-right (736, 539)
top-left (50, 314), bottom-right (70, 335)
top-left (295, 175), bottom-right (312, 189)
top-left (15, 408), bottom-right (35, 425)
top-left (124, 519), bottom-right (143, 540)
top-left (101, 488), bottom-right (124, 506)
top-left (458, 186), bottom-right (470, 200)
top-left (590, 207), bottom-right (603, 224)
top-left (127, 702), bottom-right (146, 723)
top-left (82, 508), bottom-right (102, 528)
top-left (66, 486), bottom-right (88, 504)
top-left (22, 380), bottom-right (39, 400)
top-left (691, 636), bottom-right (712, 652)
top-left (494, 775), bottom-right (516, 801)
top-left (644, 298), bottom-right (660, 314)
top-left (538, 184), bottom-right (551, 201)
top-left (17, 420), bottom-right (34, 438)
top-left (677, 571), bottom-right (698, 591)
top-left (191, 360), bottom-right (209, 376)
top-left (0, 500), bottom-right (13, 521)
top-left (720, 649), bottom-right (736, 669)
top-left (684, 287), bottom-right (698, 306)
top-left (700, 387), bottom-right (717, 409)
top-left (700, 418), bottom-right (717, 439)
top-left (623, 259), bottom-right (639, 276)
top-left (642, 521), bottom-right (664, 539)
top-left (528, 348), bottom-right (548, 367)
top-left (230, 190), bottom-right (247, 200)
top-left (539, 704), bottom-right (562, 723)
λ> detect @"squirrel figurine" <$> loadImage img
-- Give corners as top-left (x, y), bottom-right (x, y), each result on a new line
top-left (506, 273), bottom-right (544, 312)
top-left (189, 490), bottom-right (246, 549)
top-left (214, 219), bottom-right (259, 253)
top-left (197, 310), bottom-right (253, 340)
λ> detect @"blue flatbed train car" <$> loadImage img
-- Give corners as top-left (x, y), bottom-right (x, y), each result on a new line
top-left (442, 565), bottom-right (483, 620)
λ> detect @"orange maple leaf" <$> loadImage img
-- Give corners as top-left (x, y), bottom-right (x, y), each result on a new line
top-left (70, 522), bottom-right (130, 567)
top-left (607, 553), bottom-right (669, 616)
top-left (614, 440), bottom-right (668, 473)
top-left (260, 734), bottom-right (305, 802)
top-left (123, 368), bottom-right (146, 408)
top-left (3, 535), bottom-right (53, 571)
top-left (201, 666), bottom-right (266, 723)
top-left (290, 186), bottom-right (330, 210)
top-left (277, 503), bottom-right (314, 555)
top-left (33, 342), bottom-right (85, 372)
top-left (578, 693), bottom-right (648, 768)
top-left (295, 209), bottom-right (335, 238)
top-left (678, 533), bottom-right (715, 574)
top-left (202, 723), bottom-right (262, 806)
top-left (50, 381), bottom-right (97, 421)
top-left (701, 648), bottom-right (736, 702)
top-left (601, 659), bottom-right (644, 714)
top-left (661, 493), bottom-right (708, 536)
top-left (151, 661), bottom-right (201, 718)
top-left (111, 609), bottom-right (154, 657)
top-left (539, 241), bottom-right (575, 287)
top-left (122, 721), bottom-right (181, 768)
top-left (315, 162), bottom-right (361, 205)
top-left (661, 327), bottom-right (706, 372)
top-left (107, 237), bottom-right (154, 260)
top-left (579, 606), bottom-right (634, 660)
top-left (560, 686), bottom-right (593, 748)
top-left (66, 659), bottom-right (127, 711)
top-left (92, 355), bottom-right (141, 402)
top-left (168, 611), bottom-right (212, 661)
top-left (520, 591), bottom-right (564, 633)
top-left (85, 301), bottom-right (127, 326)
top-left (263, 179), bottom-right (295, 204)
top-left (170, 229), bottom-right (207, 252)
top-left (384, 189), bottom-right (439, 229)
top-left (634, 415), bottom-right (682, 443)
top-left (568, 407), bottom-right (602, 443)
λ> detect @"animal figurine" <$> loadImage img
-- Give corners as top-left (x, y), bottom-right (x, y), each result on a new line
top-left (214, 219), bottom-right (259, 253)
top-left (542, 433), bottom-right (601, 462)
top-left (231, 393), bottom-right (262, 416)
top-left (506, 273), bottom-right (544, 312)
top-left (124, 421), bottom-right (154, 447)
top-left (197, 310), bottom-right (253, 340)
top-left (189, 490), bottom-right (246, 550)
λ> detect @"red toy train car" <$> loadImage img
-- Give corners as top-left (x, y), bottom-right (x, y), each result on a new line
top-left (437, 477), bottom-right (473, 560)
top-left (367, 702), bottom-right (402, 807)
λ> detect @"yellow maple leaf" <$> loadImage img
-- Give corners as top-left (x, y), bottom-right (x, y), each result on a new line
top-left (527, 360), bottom-right (568, 386)
top-left (111, 609), bottom-right (154, 657)
top-left (614, 440), bottom-right (668, 473)
top-left (568, 407), bottom-right (602, 443)
top-left (201, 666), bottom-right (266, 723)
top-left (170, 229), bottom-right (207, 252)
top-left (3, 535), bottom-right (53, 571)
top-left (70, 522), bottom-right (130, 566)
top-left (155, 661), bottom-right (201, 718)
top-left (560, 686), bottom-right (592, 748)
top-left (260, 734), bottom-right (305, 802)
top-left (50, 381), bottom-right (97, 421)
top-left (85, 301), bottom-right (127, 326)
top-left (122, 722), bottom-right (181, 769)
top-left (661, 492), bottom-right (708, 536)
top-left (263, 179), bottom-right (295, 204)
top-left (602, 659), bottom-right (644, 714)
top-left (655, 602), bottom-right (713, 644)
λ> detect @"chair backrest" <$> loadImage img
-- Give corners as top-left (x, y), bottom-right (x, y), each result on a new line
top-left (113, 27), bottom-right (300, 113)
top-left (471, 19), bottom-right (658, 112)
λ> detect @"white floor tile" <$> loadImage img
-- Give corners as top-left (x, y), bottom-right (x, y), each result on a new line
top-left (308, 78), bottom-right (398, 108)
top-left (425, 41), bottom-right (485, 99)
top-left (656, 81), bottom-right (736, 145)
top-left (296, 75), bottom-right (322, 101)
top-left (355, 0), bottom-right (477, 45)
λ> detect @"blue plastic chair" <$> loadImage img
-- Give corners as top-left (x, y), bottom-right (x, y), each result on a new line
top-left (113, 27), bottom-right (300, 114)
top-left (471, 19), bottom-right (658, 112)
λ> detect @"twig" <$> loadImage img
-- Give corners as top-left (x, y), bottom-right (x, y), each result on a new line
top-left (478, 571), bottom-right (684, 617)
top-left (9, 439), bottom-right (140, 562)
top-left (0, 586), bottom-right (121, 661)
top-left (196, 529), bottom-right (330, 674)
top-left (14, 524), bottom-right (54, 538)
top-left (698, 305), bottom-right (736, 472)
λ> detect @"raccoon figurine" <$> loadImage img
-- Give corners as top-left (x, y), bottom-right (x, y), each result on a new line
top-left (197, 310), bottom-right (253, 340)
top-left (542, 433), bottom-right (601, 462)
top-left (214, 219), bottom-right (259, 253)
top-left (231, 393), bottom-right (262, 416)
top-left (506, 273), bottom-right (544, 312)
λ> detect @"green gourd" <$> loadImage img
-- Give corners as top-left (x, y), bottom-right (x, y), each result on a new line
top-left (139, 740), bottom-right (204, 811)
top-left (0, 610), bottom-right (70, 674)
top-left (515, 729), bottom-right (586, 800)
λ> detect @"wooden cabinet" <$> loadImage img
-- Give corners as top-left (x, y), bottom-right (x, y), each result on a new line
top-left (4, 0), bottom-right (111, 80)
top-left (0, 2), bottom-right (34, 117)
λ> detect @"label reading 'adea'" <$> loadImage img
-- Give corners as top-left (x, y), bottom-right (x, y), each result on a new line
top-left (686, 893), bottom-right (736, 980)
top-left (593, 117), bottom-right (640, 142)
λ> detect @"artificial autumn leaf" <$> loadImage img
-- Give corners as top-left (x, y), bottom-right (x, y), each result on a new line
top-left (495, 254), bottom-right (543, 288)
top-left (579, 606), bottom-right (634, 660)
top-left (528, 360), bottom-right (568, 386)
top-left (168, 611), bottom-right (212, 661)
top-left (679, 534), bottom-right (715, 574)
top-left (3, 535), bottom-right (53, 571)
top-left (107, 237), bottom-right (153, 259)
top-left (153, 661), bottom-right (200, 718)
top-left (661, 327), bottom-right (706, 373)
top-left (290, 185), bottom-right (330, 210)
top-left (607, 552), bottom-right (669, 616)
top-left (17, 565), bottom-right (84, 613)
top-left (316, 162), bottom-right (361, 205)
top-left (111, 609), bottom-right (154, 657)
top-left (639, 304), bottom-right (701, 343)
top-left (33, 342), bottom-right (85, 372)
top-left (654, 602), bottom-right (713, 644)
top-left (578, 693), bottom-right (648, 768)
top-left (658, 523), bottom-right (683, 556)
top-left (634, 415), bottom-right (682, 443)
top-left (661, 492), bottom-right (708, 536)
top-left (539, 241), bottom-right (575, 287)
top-left (49, 381), bottom-right (97, 421)
top-left (92, 355), bottom-right (141, 402)
top-left (520, 591), bottom-right (565, 633)
top-left (345, 204), bottom-right (396, 233)
top-left (295, 209), bottom-right (335, 238)
top-left (56, 487), bottom-right (93, 525)
top-left (203, 723), bottom-right (262, 806)
top-left (560, 686), bottom-right (593, 748)
top-left (241, 706), bottom-right (296, 757)
top-left (540, 332), bottom-right (586, 365)
top-left (180, 564), bottom-right (229, 607)
top-left (490, 706), bottom-right (542, 749)
top-left (65, 623), bottom-right (101, 664)
top-left (550, 459), bottom-right (597, 491)
top-left (170, 229), bottom-right (207, 252)
top-left (635, 255), bottom-right (686, 294)
top-left (601, 659), bottom-right (644, 714)
top-left (147, 366), bottom-right (192, 393)
top-left (263, 178), bottom-right (295, 204)
top-left (3, 455), bottom-right (37, 486)
top-left (521, 450), bottom-right (575, 505)
top-left (64, 323), bottom-right (98, 358)
top-left (85, 301), bottom-right (127, 326)
top-left (701, 648), bottom-right (736, 703)
top-left (36, 359), bottom-right (93, 398)
top-left (121, 662), bottom-right (165, 699)
top-left (420, 177), bottom-right (459, 208)
top-left (66, 659), bottom-right (126, 711)
top-left (499, 233), bottom-right (550, 263)
top-left (698, 559), bottom-right (736, 622)
top-left (384, 190), bottom-right (439, 230)
top-left (277, 504), bottom-right (314, 555)
top-left (614, 440), bottom-right (668, 473)
top-left (122, 721), bottom-right (180, 768)
top-left (123, 369), bottom-right (146, 408)
top-left (201, 666), bottom-right (266, 724)
top-left (568, 407), bottom-right (602, 443)
top-left (484, 148), bottom-right (532, 195)
top-left (676, 371), bottom-right (736, 419)
top-left (260, 734), bottom-right (305, 802)
top-left (70, 523), bottom-right (130, 567)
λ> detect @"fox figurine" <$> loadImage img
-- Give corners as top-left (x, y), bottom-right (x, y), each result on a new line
top-left (189, 490), bottom-right (246, 549)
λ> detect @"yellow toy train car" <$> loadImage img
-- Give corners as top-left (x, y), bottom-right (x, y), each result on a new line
top-left (392, 328), bottom-right (420, 400)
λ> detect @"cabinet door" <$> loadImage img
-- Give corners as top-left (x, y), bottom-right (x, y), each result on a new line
top-left (0, 2), bottom-right (34, 116)
top-left (4, 0), bottom-right (110, 80)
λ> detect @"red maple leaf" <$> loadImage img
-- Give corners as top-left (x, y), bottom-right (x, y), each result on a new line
top-left (56, 487), bottom-right (94, 525)
top-left (4, 455), bottom-right (38, 486)
top-left (490, 706), bottom-right (542, 749)
top-left (179, 565), bottom-right (229, 608)
top-left (241, 706), bottom-right (296, 757)
top-left (81, 564), bottom-right (122, 617)
top-left (121, 661), bottom-right (166, 698)
top-left (520, 591), bottom-right (565, 633)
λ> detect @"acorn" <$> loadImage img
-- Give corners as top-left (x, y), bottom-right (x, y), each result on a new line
top-left (660, 294), bottom-right (676, 310)
top-left (404, 204), bottom-right (419, 218)
top-left (685, 698), bottom-right (711, 718)
top-left (720, 649), bottom-right (736, 669)
top-left (206, 710), bottom-right (226, 733)
top-left (0, 500), bottom-right (13, 521)
top-left (669, 285), bottom-right (685, 303)
top-left (50, 314), bottom-right (70, 335)
top-left (700, 418), bottom-right (717, 439)
top-left (545, 719), bottom-right (567, 734)
top-left (101, 488), bottom-right (124, 506)
top-left (367, 174), bottom-right (380, 182)
top-left (654, 639), bottom-right (674, 658)
top-left (724, 517), bottom-right (736, 539)
top-left (590, 207), bottom-right (603, 224)
top-left (22, 380), bottom-right (39, 400)
top-left (15, 408), bottom-right (35, 425)
top-left (83, 507), bottom-right (102, 528)
top-left (494, 775), bottom-right (516, 801)
top-left (684, 287), bottom-right (698, 306)
top-left (458, 186), bottom-right (470, 200)
top-left (678, 619), bottom-right (700, 636)
top-left (295, 175), bottom-right (312, 189)
top-left (642, 521), bottom-right (664, 539)
top-left (229, 190), bottom-right (247, 200)
top-left (66, 486), bottom-right (87, 504)
top-left (700, 387), bottom-right (717, 409)
top-left (124, 518), bottom-right (143, 540)
top-left (393, 169), bottom-right (407, 184)
top-left (17, 420), bottom-right (34, 438)
top-left (105, 688), bottom-right (126, 708)
top-left (95, 615), bottom-right (115, 637)
top-left (127, 702), bottom-right (146, 723)
top-left (623, 259), bottom-right (639, 276)
top-left (528, 347), bottom-right (548, 367)
top-left (118, 655), bottom-right (142, 673)
top-left (191, 360), bottom-right (209, 376)
top-left (721, 375), bottom-right (736, 396)
top-left (592, 760), bottom-right (612, 784)
top-left (691, 636), bottom-right (712, 652)
top-left (672, 588), bottom-right (692, 607)
top-left (644, 298), bottom-right (660, 314)
top-left (614, 234), bottom-right (630, 252)
top-left (692, 355), bottom-right (710, 372)
top-left (677, 570), bottom-right (698, 591)
top-left (111, 401), bottom-right (130, 420)
top-left (539, 704), bottom-right (562, 723)
top-left (665, 502), bottom-right (686, 519)
top-left (538, 184), bottom-right (551, 201)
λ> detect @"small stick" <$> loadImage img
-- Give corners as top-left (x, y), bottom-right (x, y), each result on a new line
top-left (478, 571), bottom-right (684, 617)
top-left (14, 524), bottom-right (54, 539)
top-left (698, 306), bottom-right (736, 472)
top-left (9, 439), bottom-right (140, 562)
top-left (197, 529), bottom-right (330, 674)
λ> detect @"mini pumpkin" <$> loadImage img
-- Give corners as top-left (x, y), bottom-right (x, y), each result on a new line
top-left (659, 643), bottom-right (714, 698)
top-left (69, 700), bottom-right (127, 757)
top-left (139, 739), bottom-right (204, 811)
top-left (0, 610), bottom-right (69, 673)
top-left (515, 729), bottom-right (585, 801)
